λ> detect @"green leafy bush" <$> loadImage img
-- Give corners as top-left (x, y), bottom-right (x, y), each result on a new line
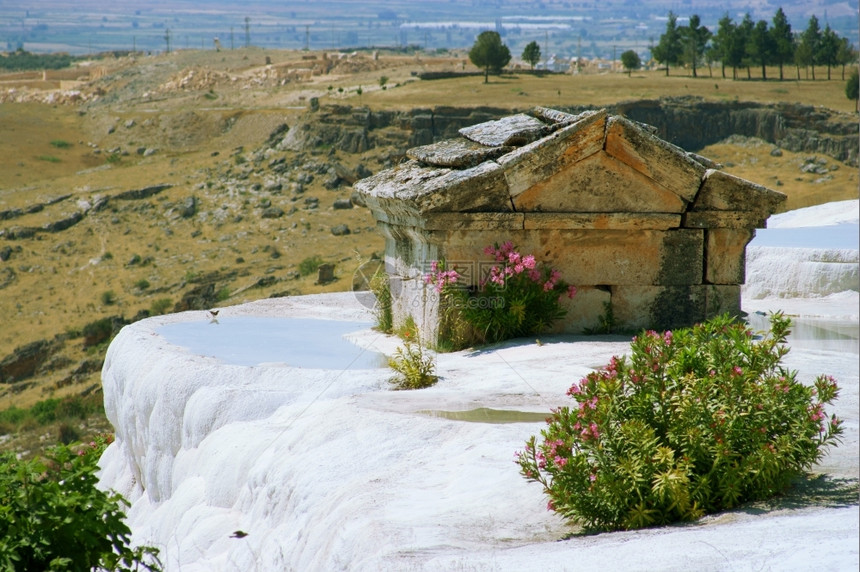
top-left (388, 332), bottom-right (438, 390)
top-left (50, 140), bottom-right (72, 149)
top-left (82, 317), bottom-right (116, 347)
top-left (517, 313), bottom-right (842, 531)
top-left (298, 255), bottom-right (324, 277)
top-left (0, 437), bottom-right (161, 571)
top-left (150, 298), bottom-right (173, 315)
top-left (426, 242), bottom-right (576, 350)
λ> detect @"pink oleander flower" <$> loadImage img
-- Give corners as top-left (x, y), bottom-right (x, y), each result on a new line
top-left (522, 254), bottom-right (536, 269)
top-left (567, 285), bottom-right (577, 298)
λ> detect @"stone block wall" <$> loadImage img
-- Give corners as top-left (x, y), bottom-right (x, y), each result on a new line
top-left (356, 107), bottom-right (785, 340)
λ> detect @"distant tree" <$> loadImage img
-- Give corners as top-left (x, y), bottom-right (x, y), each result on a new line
top-left (522, 40), bottom-right (541, 70)
top-left (799, 15), bottom-right (822, 80)
top-left (679, 14), bottom-right (711, 78)
top-left (469, 31), bottom-right (511, 83)
top-left (747, 19), bottom-right (774, 80)
top-left (620, 50), bottom-right (640, 76)
top-left (736, 14), bottom-right (755, 79)
top-left (652, 11), bottom-right (682, 76)
top-left (846, 68), bottom-right (859, 111)
top-left (710, 13), bottom-right (736, 79)
top-left (817, 25), bottom-right (840, 81)
top-left (770, 8), bottom-right (794, 81)
top-left (836, 39), bottom-right (857, 80)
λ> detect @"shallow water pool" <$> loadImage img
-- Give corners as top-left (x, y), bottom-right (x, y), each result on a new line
top-left (157, 317), bottom-right (388, 369)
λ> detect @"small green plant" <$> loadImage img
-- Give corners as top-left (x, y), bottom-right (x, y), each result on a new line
top-left (584, 300), bottom-right (616, 335)
top-left (298, 255), bottom-right (324, 277)
top-left (204, 89), bottom-right (217, 100)
top-left (216, 286), bottom-right (231, 301)
top-left (378, 75), bottom-right (388, 88)
top-left (134, 278), bottom-right (151, 290)
top-left (82, 316), bottom-right (116, 347)
top-left (106, 153), bottom-right (121, 164)
top-left (517, 313), bottom-right (842, 532)
top-left (426, 242), bottom-right (576, 350)
top-left (388, 331), bottom-right (438, 390)
top-left (150, 298), bottom-right (173, 315)
top-left (234, 154), bottom-right (246, 165)
top-left (101, 290), bottom-right (117, 305)
top-left (50, 139), bottom-right (72, 149)
top-left (37, 155), bottom-right (61, 163)
top-left (0, 437), bottom-right (162, 571)
top-left (369, 269), bottom-right (393, 333)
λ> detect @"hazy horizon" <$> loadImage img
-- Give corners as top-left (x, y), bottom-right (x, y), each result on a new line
top-left (1, 0), bottom-right (856, 59)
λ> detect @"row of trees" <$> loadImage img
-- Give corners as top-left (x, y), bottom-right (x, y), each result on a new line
top-left (653, 8), bottom-right (857, 81)
top-left (0, 48), bottom-right (75, 71)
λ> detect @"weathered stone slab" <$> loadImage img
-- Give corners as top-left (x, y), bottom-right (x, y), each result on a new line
top-left (422, 212), bottom-right (524, 231)
top-left (354, 159), bottom-right (512, 218)
top-left (705, 229), bottom-right (755, 284)
top-left (692, 169), bottom-right (786, 213)
top-left (459, 113), bottom-right (548, 147)
top-left (529, 106), bottom-right (582, 126)
top-left (547, 286), bottom-right (612, 334)
top-left (406, 138), bottom-right (513, 169)
top-left (523, 212), bottom-right (682, 230)
top-left (433, 228), bottom-right (702, 286)
top-left (604, 115), bottom-right (706, 204)
top-left (611, 284), bottom-right (740, 331)
top-left (499, 109), bottom-right (606, 198)
top-left (683, 210), bottom-right (769, 229)
top-left (512, 152), bottom-right (687, 213)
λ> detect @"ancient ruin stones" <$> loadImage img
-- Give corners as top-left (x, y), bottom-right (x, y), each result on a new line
top-left (458, 113), bottom-right (548, 147)
top-left (406, 138), bottom-right (512, 169)
top-left (604, 115), bottom-right (706, 204)
top-left (499, 109), bottom-right (606, 200)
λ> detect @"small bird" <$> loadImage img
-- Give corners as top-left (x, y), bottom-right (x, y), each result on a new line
top-left (208, 309), bottom-right (220, 324)
top-left (230, 530), bottom-right (248, 539)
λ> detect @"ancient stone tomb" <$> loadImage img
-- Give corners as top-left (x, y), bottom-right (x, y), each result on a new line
top-left (354, 107), bottom-right (785, 338)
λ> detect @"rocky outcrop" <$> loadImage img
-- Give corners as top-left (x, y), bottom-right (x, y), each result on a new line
top-left (613, 97), bottom-right (858, 166)
top-left (275, 99), bottom-right (857, 166)
top-left (0, 339), bottom-right (62, 384)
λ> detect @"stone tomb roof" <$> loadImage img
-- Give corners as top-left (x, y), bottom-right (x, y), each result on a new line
top-left (355, 106), bottom-right (785, 232)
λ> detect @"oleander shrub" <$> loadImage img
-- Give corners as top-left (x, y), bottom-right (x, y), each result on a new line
top-left (425, 242), bottom-right (576, 351)
top-left (0, 436), bottom-right (162, 571)
top-left (517, 313), bottom-right (842, 531)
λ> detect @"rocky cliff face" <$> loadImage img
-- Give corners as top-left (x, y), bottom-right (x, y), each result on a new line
top-left (613, 97), bottom-right (858, 166)
top-left (280, 97), bottom-right (857, 166)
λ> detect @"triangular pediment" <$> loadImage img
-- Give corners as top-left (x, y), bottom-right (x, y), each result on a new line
top-left (511, 151), bottom-right (688, 213)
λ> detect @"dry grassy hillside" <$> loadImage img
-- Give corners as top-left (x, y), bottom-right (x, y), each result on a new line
top-left (0, 48), bottom-right (857, 456)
